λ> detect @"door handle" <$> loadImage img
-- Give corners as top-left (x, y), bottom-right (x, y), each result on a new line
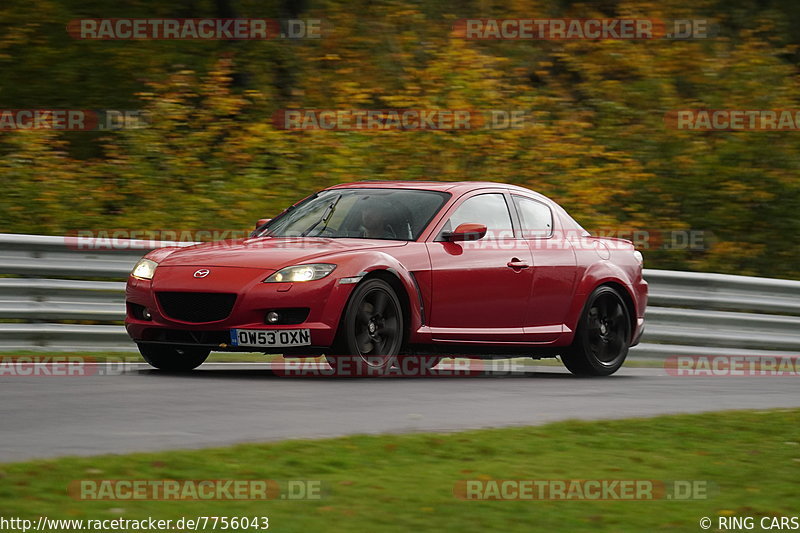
top-left (507, 258), bottom-right (530, 270)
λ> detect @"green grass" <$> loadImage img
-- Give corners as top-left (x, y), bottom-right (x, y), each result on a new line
top-left (1, 410), bottom-right (798, 532)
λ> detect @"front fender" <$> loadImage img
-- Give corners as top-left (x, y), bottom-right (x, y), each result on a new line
top-left (316, 250), bottom-right (427, 341)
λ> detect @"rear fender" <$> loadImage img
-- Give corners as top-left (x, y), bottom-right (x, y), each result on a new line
top-left (562, 261), bottom-right (638, 345)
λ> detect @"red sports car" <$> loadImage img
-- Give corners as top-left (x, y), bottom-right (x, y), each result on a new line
top-left (125, 181), bottom-right (647, 376)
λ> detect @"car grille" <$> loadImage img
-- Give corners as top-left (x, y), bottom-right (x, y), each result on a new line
top-left (140, 329), bottom-right (231, 345)
top-left (156, 292), bottom-right (237, 323)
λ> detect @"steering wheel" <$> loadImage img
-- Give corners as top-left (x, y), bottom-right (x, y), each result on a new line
top-left (383, 224), bottom-right (397, 238)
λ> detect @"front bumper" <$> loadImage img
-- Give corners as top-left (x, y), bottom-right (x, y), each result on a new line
top-left (630, 277), bottom-right (648, 347)
top-left (124, 265), bottom-right (354, 351)
top-left (631, 318), bottom-right (645, 347)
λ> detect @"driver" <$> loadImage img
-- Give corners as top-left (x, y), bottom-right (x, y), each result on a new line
top-left (360, 200), bottom-right (395, 239)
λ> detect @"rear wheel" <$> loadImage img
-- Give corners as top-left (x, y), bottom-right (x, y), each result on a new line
top-left (138, 344), bottom-right (210, 371)
top-left (326, 278), bottom-right (404, 376)
top-left (562, 286), bottom-right (630, 376)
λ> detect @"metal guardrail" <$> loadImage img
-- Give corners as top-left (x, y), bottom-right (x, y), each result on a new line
top-left (2, 233), bottom-right (799, 357)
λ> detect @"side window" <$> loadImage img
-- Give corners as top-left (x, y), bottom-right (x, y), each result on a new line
top-left (444, 193), bottom-right (513, 240)
top-left (513, 196), bottom-right (553, 238)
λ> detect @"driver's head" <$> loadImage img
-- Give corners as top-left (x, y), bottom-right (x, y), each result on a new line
top-left (362, 206), bottom-right (384, 232)
top-left (360, 198), bottom-right (391, 237)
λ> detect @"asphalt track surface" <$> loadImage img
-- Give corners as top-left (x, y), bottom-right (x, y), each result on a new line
top-left (1, 361), bottom-right (799, 462)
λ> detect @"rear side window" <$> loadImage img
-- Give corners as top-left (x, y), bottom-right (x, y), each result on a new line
top-left (513, 195), bottom-right (553, 238)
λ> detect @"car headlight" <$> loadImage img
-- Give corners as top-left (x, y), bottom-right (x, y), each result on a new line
top-left (131, 258), bottom-right (158, 280)
top-left (264, 264), bottom-right (336, 283)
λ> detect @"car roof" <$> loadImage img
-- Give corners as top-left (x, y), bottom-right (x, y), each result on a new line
top-left (327, 180), bottom-right (550, 200)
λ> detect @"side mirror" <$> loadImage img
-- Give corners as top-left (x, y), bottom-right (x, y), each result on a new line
top-left (443, 223), bottom-right (487, 242)
top-left (250, 218), bottom-right (272, 238)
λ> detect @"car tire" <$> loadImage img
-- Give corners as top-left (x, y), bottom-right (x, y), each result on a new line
top-left (138, 344), bottom-right (211, 371)
top-left (562, 286), bottom-right (631, 376)
top-left (326, 278), bottom-right (404, 376)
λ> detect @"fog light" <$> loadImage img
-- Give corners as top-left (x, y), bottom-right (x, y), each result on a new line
top-left (266, 311), bottom-right (280, 324)
top-left (142, 308), bottom-right (152, 320)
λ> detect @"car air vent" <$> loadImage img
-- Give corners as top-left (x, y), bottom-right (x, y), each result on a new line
top-left (156, 292), bottom-right (237, 323)
top-left (141, 328), bottom-right (231, 345)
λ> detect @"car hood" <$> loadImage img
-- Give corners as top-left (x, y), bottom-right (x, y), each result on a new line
top-left (157, 237), bottom-right (406, 269)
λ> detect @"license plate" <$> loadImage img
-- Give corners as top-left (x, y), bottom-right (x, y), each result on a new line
top-left (230, 329), bottom-right (311, 348)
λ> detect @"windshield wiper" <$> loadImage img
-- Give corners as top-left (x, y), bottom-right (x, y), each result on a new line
top-left (301, 194), bottom-right (342, 237)
top-left (253, 193), bottom-right (322, 238)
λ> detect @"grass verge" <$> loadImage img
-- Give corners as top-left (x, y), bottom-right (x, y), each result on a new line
top-left (1, 410), bottom-right (798, 532)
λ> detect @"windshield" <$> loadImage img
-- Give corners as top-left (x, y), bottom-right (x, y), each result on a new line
top-left (258, 188), bottom-right (451, 241)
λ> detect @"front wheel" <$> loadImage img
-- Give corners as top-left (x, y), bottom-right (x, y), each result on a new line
top-left (562, 286), bottom-right (631, 376)
top-left (138, 344), bottom-right (210, 371)
top-left (326, 278), bottom-right (404, 376)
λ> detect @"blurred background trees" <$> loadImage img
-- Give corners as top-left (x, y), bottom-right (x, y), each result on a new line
top-left (1, 0), bottom-right (799, 278)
